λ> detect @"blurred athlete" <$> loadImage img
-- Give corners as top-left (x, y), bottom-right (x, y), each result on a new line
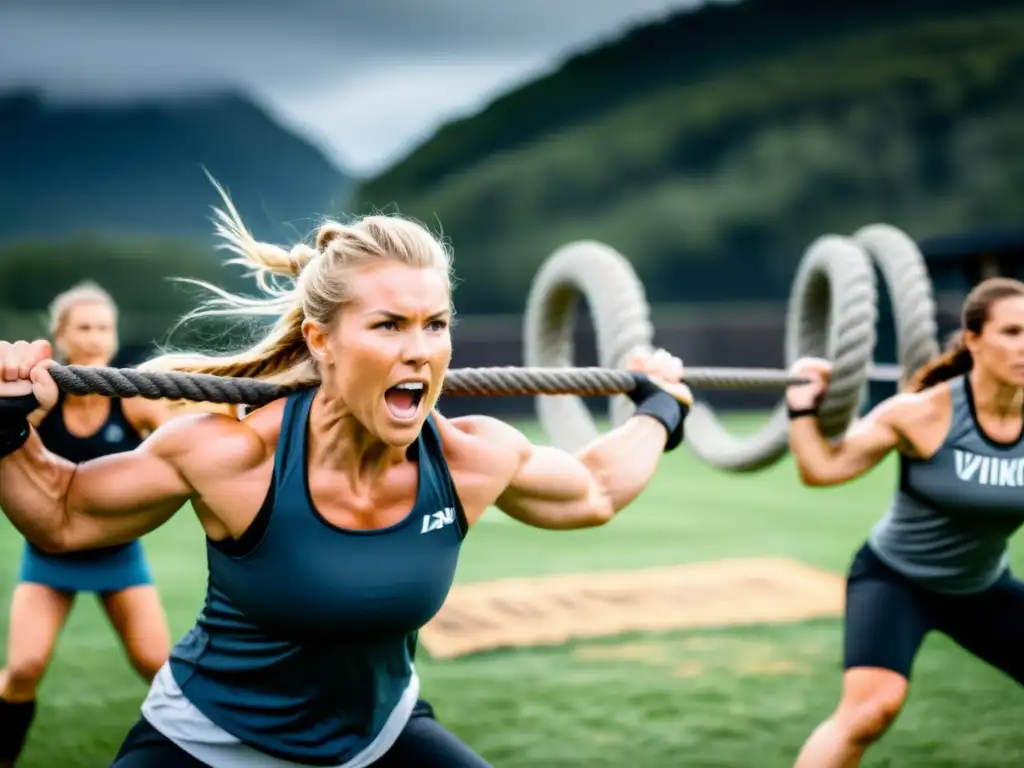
top-left (0, 282), bottom-right (233, 767)
top-left (787, 277), bottom-right (1024, 768)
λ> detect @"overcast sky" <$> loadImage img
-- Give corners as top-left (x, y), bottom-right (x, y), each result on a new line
top-left (0, 0), bottom-right (710, 176)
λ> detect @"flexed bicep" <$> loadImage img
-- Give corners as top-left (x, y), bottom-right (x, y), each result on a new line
top-left (56, 436), bottom-right (195, 551)
top-left (496, 443), bottom-right (608, 530)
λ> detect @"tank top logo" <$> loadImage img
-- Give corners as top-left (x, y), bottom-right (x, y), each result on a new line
top-left (421, 506), bottom-right (457, 534)
top-left (954, 449), bottom-right (1024, 487)
top-left (103, 423), bottom-right (125, 444)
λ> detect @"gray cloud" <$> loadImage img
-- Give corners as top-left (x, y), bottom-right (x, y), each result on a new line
top-left (2, 0), bottom-right (696, 53)
top-left (0, 0), bottom-right (707, 173)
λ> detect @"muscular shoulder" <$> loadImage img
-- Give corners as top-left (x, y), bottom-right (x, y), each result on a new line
top-left (878, 385), bottom-right (950, 424)
top-left (430, 412), bottom-right (530, 500)
top-left (146, 398), bottom-right (283, 482)
top-left (433, 412), bottom-right (529, 467)
top-left (875, 384), bottom-right (952, 455)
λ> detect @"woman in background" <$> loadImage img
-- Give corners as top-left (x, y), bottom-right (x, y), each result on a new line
top-left (0, 282), bottom-right (220, 766)
top-left (787, 277), bottom-right (1024, 768)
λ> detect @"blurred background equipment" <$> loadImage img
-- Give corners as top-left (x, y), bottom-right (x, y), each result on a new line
top-left (522, 224), bottom-right (940, 473)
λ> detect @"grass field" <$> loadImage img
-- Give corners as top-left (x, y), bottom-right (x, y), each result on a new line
top-left (1, 413), bottom-right (1022, 767)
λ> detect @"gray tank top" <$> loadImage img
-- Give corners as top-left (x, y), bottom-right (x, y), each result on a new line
top-left (869, 374), bottom-right (1024, 594)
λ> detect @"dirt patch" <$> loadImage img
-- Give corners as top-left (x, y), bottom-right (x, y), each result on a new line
top-left (736, 658), bottom-right (810, 677)
top-left (672, 660), bottom-right (705, 678)
top-left (573, 636), bottom-right (818, 679)
top-left (418, 557), bottom-right (844, 660)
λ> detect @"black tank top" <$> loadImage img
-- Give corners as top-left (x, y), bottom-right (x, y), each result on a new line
top-left (167, 387), bottom-right (467, 764)
top-left (36, 393), bottom-right (143, 463)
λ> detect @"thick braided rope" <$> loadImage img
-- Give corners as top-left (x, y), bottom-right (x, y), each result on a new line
top-left (523, 241), bottom-right (658, 451)
top-left (853, 224), bottom-right (940, 385)
top-left (522, 225), bottom-right (939, 472)
top-left (44, 364), bottom-right (802, 406)
top-left (50, 366), bottom-right (290, 406)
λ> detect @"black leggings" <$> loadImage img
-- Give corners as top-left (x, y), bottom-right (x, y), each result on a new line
top-left (844, 542), bottom-right (1024, 682)
top-left (110, 699), bottom-right (491, 767)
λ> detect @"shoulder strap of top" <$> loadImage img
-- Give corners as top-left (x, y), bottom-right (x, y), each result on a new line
top-left (419, 411), bottom-right (469, 538)
top-left (107, 396), bottom-right (135, 429)
top-left (35, 390), bottom-right (67, 438)
top-left (109, 396), bottom-right (126, 417)
top-left (273, 387), bottom-right (316, 493)
top-left (949, 374), bottom-right (968, 414)
top-left (420, 411), bottom-right (441, 449)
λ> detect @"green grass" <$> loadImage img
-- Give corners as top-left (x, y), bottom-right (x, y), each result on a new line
top-left (1, 413), bottom-right (1022, 766)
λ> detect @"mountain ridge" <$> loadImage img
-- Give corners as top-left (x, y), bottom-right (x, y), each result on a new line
top-left (0, 87), bottom-right (353, 246)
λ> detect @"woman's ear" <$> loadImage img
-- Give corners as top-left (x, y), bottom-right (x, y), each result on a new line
top-left (301, 319), bottom-right (332, 367)
top-left (962, 329), bottom-right (981, 357)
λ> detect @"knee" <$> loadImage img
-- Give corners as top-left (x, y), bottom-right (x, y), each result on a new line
top-left (2, 654), bottom-right (51, 697)
top-left (834, 685), bottom-right (906, 746)
top-left (127, 646), bottom-right (167, 683)
top-left (121, 634), bottom-right (168, 682)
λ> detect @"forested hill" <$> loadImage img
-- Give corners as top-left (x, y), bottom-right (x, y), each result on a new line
top-left (353, 0), bottom-right (1024, 315)
top-left (0, 90), bottom-right (352, 246)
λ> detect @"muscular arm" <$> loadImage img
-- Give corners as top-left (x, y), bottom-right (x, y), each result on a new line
top-left (788, 396), bottom-right (914, 487)
top-left (453, 413), bottom-right (671, 530)
top-left (0, 414), bottom-right (208, 552)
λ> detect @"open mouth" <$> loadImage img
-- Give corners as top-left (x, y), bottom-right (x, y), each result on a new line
top-left (384, 381), bottom-right (426, 421)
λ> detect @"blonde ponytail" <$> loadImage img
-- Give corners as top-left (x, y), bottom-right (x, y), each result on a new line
top-left (141, 173), bottom-right (454, 392)
top-left (206, 172), bottom-right (318, 292)
top-left (141, 303), bottom-right (319, 388)
top-left (141, 174), bottom-right (318, 387)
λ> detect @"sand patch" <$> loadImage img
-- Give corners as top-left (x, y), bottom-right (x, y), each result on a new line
top-left (419, 557), bottom-right (844, 659)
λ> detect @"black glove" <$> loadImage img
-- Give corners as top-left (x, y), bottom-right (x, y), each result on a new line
top-left (0, 394), bottom-right (39, 459)
top-left (626, 372), bottom-right (689, 452)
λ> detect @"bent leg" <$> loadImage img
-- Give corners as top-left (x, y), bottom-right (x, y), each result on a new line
top-left (0, 584), bottom-right (75, 701)
top-left (109, 718), bottom-right (208, 768)
top-left (0, 583), bottom-right (75, 765)
top-left (935, 573), bottom-right (1024, 685)
top-left (793, 545), bottom-right (931, 768)
top-left (101, 586), bottom-right (172, 683)
top-left (374, 704), bottom-right (491, 768)
top-left (795, 668), bottom-right (910, 768)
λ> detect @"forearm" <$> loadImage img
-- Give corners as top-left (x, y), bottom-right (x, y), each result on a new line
top-left (576, 414), bottom-right (669, 514)
top-left (788, 417), bottom-right (864, 486)
top-left (0, 429), bottom-right (74, 551)
top-left (788, 415), bottom-right (834, 470)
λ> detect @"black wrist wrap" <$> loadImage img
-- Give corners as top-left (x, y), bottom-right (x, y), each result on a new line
top-left (0, 394), bottom-right (39, 460)
top-left (626, 372), bottom-right (689, 452)
top-left (787, 405), bottom-right (820, 420)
